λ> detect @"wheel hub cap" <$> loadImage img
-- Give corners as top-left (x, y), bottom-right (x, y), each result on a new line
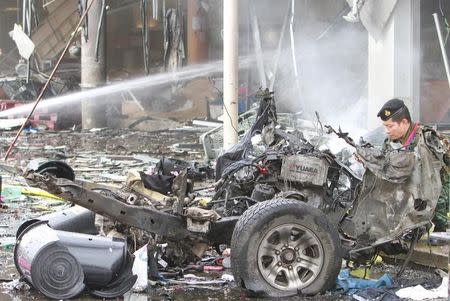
top-left (257, 223), bottom-right (325, 291)
top-left (280, 248), bottom-right (295, 264)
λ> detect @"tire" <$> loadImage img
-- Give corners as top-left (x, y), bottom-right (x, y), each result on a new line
top-left (231, 199), bottom-right (341, 298)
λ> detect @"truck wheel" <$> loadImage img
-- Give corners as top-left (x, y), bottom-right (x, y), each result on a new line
top-left (231, 199), bottom-right (341, 297)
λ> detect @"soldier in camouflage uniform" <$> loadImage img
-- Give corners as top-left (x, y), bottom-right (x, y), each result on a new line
top-left (377, 98), bottom-right (449, 232)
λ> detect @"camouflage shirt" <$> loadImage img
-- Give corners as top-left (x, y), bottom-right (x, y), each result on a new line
top-left (381, 123), bottom-right (449, 231)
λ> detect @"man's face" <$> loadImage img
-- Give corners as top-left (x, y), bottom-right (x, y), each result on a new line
top-left (382, 118), bottom-right (410, 141)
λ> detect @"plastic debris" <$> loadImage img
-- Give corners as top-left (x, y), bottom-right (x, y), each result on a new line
top-left (184, 274), bottom-right (206, 281)
top-left (203, 265), bottom-right (224, 272)
top-left (222, 257), bottom-right (231, 269)
top-left (168, 278), bottom-right (227, 285)
top-left (9, 24), bottom-right (35, 59)
top-left (131, 244), bottom-right (148, 292)
top-left (1, 186), bottom-right (24, 202)
top-left (1, 185), bottom-right (64, 207)
top-left (221, 274), bottom-right (234, 282)
top-left (198, 197), bottom-right (212, 207)
top-left (21, 187), bottom-right (63, 200)
top-left (395, 276), bottom-right (448, 300)
top-left (2, 279), bottom-right (30, 292)
top-left (349, 256), bottom-right (383, 279)
top-left (222, 248), bottom-right (231, 257)
top-left (221, 247), bottom-right (231, 268)
top-left (336, 269), bottom-right (393, 294)
top-left (0, 237), bottom-right (16, 250)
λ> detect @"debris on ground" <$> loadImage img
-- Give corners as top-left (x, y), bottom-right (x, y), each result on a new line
top-left (336, 269), bottom-right (393, 294)
top-left (131, 244), bottom-right (149, 292)
top-left (395, 275), bottom-right (448, 300)
top-left (0, 92), bottom-right (448, 300)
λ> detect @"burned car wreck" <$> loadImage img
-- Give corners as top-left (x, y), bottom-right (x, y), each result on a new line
top-left (20, 91), bottom-right (447, 298)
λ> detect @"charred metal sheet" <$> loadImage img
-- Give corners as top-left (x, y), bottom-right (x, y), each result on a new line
top-left (31, 0), bottom-right (79, 61)
top-left (186, 219), bottom-right (210, 233)
top-left (342, 128), bottom-right (444, 245)
top-left (356, 147), bottom-right (415, 183)
top-left (185, 207), bottom-right (221, 222)
top-left (27, 159), bottom-right (75, 181)
top-left (185, 207), bottom-right (221, 233)
top-left (206, 216), bottom-right (239, 245)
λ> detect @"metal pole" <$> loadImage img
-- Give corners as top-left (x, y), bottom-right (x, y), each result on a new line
top-left (162, 0), bottom-right (166, 31)
top-left (4, 0), bottom-right (95, 161)
top-left (153, 0), bottom-right (158, 20)
top-left (223, 0), bottom-right (239, 149)
top-left (17, 0), bottom-right (20, 24)
top-left (81, 0), bottom-right (107, 129)
top-left (22, 0), bottom-right (26, 33)
top-left (289, 0), bottom-right (300, 87)
top-left (22, 0), bottom-right (31, 83)
top-left (269, 2), bottom-right (290, 91)
top-left (433, 13), bottom-right (450, 88)
top-left (26, 0), bottom-right (31, 83)
top-left (288, 0), bottom-right (302, 111)
top-left (249, 1), bottom-right (267, 89)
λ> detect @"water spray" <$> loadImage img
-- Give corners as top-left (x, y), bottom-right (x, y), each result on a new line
top-left (0, 57), bottom-right (252, 119)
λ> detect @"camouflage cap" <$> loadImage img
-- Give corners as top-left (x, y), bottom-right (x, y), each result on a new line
top-left (377, 98), bottom-right (405, 121)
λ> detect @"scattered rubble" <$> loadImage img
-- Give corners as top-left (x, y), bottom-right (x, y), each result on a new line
top-left (0, 93), bottom-right (448, 300)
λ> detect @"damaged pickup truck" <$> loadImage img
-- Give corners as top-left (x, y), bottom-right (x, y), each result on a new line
top-left (20, 91), bottom-right (447, 298)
